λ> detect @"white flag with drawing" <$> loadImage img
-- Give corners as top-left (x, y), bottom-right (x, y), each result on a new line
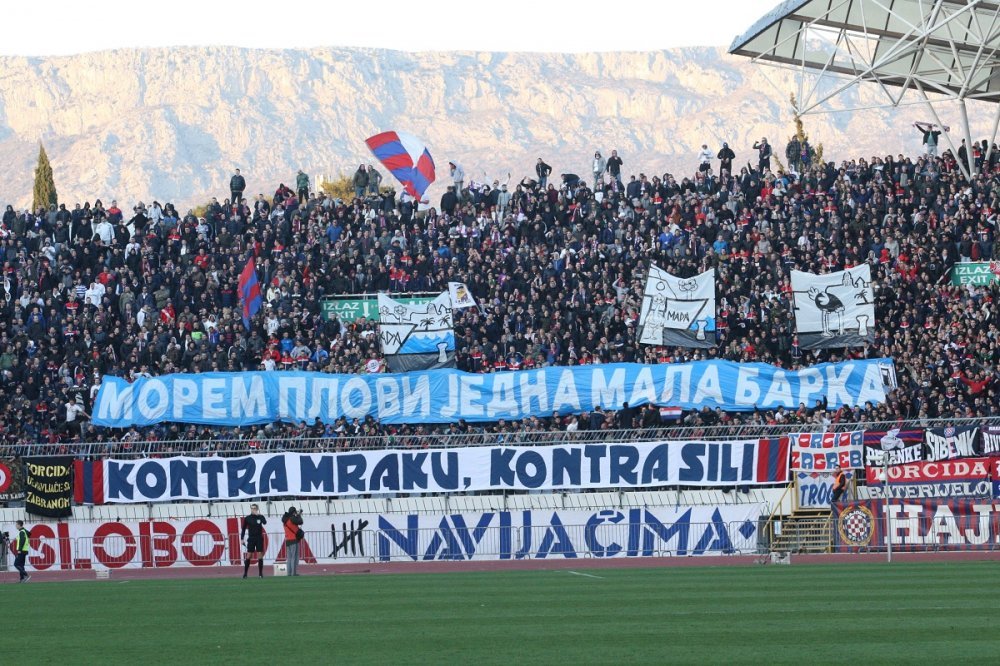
top-left (377, 291), bottom-right (456, 372)
top-left (791, 265), bottom-right (875, 350)
top-left (637, 265), bottom-right (716, 348)
top-left (448, 282), bottom-right (477, 309)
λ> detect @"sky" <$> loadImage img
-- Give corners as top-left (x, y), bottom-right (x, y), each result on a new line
top-left (5, 0), bottom-right (780, 56)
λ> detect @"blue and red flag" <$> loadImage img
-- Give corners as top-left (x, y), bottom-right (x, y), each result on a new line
top-left (238, 256), bottom-right (262, 330)
top-left (756, 436), bottom-right (791, 483)
top-left (73, 459), bottom-right (104, 504)
top-left (365, 131), bottom-right (436, 199)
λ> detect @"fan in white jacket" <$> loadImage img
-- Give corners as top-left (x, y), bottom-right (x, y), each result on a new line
top-left (697, 144), bottom-right (714, 170)
top-left (449, 162), bottom-right (465, 196)
top-left (94, 219), bottom-right (114, 244)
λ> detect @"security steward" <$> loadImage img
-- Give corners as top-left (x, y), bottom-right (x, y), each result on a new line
top-left (831, 465), bottom-right (848, 504)
top-left (12, 520), bottom-right (31, 583)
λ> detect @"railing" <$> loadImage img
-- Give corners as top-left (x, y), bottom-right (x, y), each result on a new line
top-left (13, 522), bottom-right (762, 571)
top-left (768, 513), bottom-right (834, 553)
top-left (761, 481), bottom-right (796, 544)
top-left (7, 416), bottom-right (998, 459)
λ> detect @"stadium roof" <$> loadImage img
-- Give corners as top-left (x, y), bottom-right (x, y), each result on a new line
top-left (730, 0), bottom-right (1000, 106)
top-left (729, 0), bottom-right (1000, 176)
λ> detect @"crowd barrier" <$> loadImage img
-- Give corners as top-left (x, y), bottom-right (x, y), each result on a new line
top-left (8, 521), bottom-right (764, 571)
top-left (5, 416), bottom-right (998, 459)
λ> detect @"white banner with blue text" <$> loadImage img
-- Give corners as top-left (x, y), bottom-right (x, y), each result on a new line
top-left (96, 439), bottom-right (790, 503)
top-left (23, 505), bottom-right (764, 570)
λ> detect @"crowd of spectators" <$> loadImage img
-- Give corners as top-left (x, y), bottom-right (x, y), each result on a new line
top-left (2, 134), bottom-right (1000, 455)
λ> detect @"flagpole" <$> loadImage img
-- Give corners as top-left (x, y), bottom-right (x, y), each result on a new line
top-left (884, 456), bottom-right (892, 564)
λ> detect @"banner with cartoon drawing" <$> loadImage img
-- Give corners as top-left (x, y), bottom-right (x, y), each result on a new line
top-left (377, 292), bottom-right (456, 372)
top-left (791, 265), bottom-right (875, 349)
top-left (638, 266), bottom-right (716, 348)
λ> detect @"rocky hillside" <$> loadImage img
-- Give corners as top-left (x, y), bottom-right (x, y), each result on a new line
top-left (0, 46), bottom-right (991, 209)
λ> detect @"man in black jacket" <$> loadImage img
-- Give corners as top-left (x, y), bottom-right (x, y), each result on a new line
top-left (606, 150), bottom-right (623, 184)
top-left (717, 143), bottom-right (735, 176)
top-left (230, 168), bottom-right (246, 206)
top-left (241, 503), bottom-right (267, 578)
top-left (535, 158), bottom-right (552, 188)
top-left (752, 138), bottom-right (772, 172)
top-left (440, 186), bottom-right (458, 216)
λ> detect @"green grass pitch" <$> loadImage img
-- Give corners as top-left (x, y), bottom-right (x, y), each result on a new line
top-left (7, 562), bottom-right (1000, 664)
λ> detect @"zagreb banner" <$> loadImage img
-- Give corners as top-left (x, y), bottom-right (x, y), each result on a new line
top-left (22, 505), bottom-right (764, 570)
top-left (92, 359), bottom-right (893, 428)
top-left (80, 440), bottom-right (790, 504)
top-left (789, 431), bottom-right (864, 471)
top-left (864, 457), bottom-right (997, 499)
top-left (834, 499), bottom-right (1000, 552)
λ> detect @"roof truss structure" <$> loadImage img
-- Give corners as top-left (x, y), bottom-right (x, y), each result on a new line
top-left (729, 0), bottom-right (1000, 177)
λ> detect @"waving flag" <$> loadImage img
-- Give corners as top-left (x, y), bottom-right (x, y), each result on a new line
top-left (365, 131), bottom-right (436, 199)
top-left (448, 282), bottom-right (477, 310)
top-left (238, 257), bottom-right (262, 330)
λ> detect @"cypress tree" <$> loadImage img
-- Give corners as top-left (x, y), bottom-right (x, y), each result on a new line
top-left (32, 142), bottom-right (57, 212)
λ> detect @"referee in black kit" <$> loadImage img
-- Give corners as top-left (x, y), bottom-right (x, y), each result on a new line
top-left (241, 503), bottom-right (267, 578)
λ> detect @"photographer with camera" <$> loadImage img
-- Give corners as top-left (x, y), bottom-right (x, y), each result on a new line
top-left (0, 530), bottom-right (9, 572)
top-left (281, 507), bottom-right (304, 577)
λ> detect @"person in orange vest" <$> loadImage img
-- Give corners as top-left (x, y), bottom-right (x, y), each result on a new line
top-left (282, 507), bottom-right (304, 576)
top-left (831, 465), bottom-right (848, 504)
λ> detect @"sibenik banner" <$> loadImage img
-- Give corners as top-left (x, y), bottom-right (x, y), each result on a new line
top-left (92, 359), bottom-right (893, 428)
top-left (924, 426), bottom-right (980, 462)
top-left (74, 439), bottom-right (790, 504)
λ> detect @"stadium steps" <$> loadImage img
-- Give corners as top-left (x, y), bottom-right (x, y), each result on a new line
top-left (770, 509), bottom-right (833, 554)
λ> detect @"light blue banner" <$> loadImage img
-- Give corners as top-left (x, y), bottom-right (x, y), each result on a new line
top-left (92, 359), bottom-right (893, 428)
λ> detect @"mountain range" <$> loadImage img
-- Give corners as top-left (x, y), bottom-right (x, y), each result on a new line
top-left (0, 45), bottom-right (993, 210)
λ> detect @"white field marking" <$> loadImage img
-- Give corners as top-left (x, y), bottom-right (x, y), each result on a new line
top-left (567, 571), bottom-right (605, 579)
